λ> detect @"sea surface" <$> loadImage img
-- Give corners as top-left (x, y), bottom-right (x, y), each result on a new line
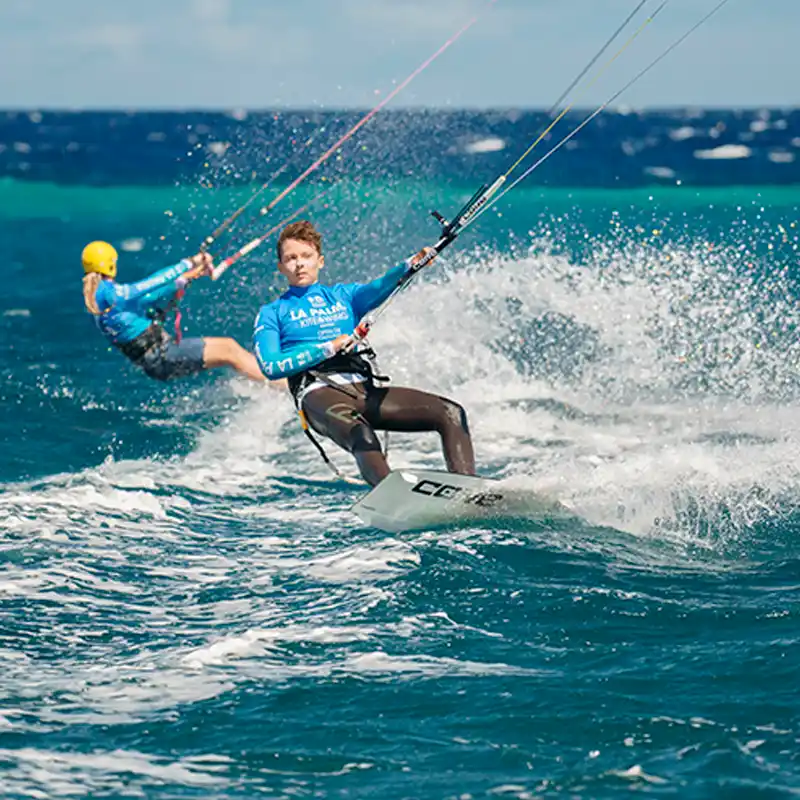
top-left (1, 109), bottom-right (799, 798)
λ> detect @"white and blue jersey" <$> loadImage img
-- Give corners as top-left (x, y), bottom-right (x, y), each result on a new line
top-left (252, 263), bottom-right (408, 380)
top-left (93, 260), bottom-right (190, 344)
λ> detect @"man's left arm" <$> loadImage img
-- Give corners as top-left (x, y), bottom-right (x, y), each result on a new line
top-left (350, 248), bottom-right (437, 319)
top-left (349, 262), bottom-right (411, 319)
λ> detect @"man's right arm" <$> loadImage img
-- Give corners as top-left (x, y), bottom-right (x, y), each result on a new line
top-left (253, 306), bottom-right (337, 379)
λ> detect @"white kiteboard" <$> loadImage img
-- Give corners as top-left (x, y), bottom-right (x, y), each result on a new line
top-left (351, 468), bottom-right (571, 533)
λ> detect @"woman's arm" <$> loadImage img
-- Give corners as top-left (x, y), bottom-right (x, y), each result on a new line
top-left (118, 252), bottom-right (212, 308)
top-left (118, 260), bottom-right (192, 307)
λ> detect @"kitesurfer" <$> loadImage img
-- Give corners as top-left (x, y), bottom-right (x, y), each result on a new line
top-left (252, 220), bottom-right (475, 485)
top-left (81, 241), bottom-right (267, 383)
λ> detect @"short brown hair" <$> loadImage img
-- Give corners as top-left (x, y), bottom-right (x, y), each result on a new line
top-left (277, 220), bottom-right (322, 261)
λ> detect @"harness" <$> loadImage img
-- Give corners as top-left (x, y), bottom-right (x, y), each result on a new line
top-left (287, 347), bottom-right (387, 399)
top-left (149, 289), bottom-right (186, 344)
top-left (115, 324), bottom-right (168, 364)
top-left (101, 275), bottom-right (186, 363)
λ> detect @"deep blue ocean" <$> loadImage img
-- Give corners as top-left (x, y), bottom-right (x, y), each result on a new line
top-left (1, 108), bottom-right (799, 798)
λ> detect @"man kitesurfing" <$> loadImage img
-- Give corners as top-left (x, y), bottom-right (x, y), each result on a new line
top-left (253, 220), bottom-right (476, 486)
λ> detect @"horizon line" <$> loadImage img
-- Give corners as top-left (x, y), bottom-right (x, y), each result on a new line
top-left (1, 104), bottom-right (796, 114)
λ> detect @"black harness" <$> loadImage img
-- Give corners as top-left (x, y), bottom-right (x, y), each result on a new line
top-left (287, 347), bottom-right (386, 401)
top-left (115, 324), bottom-right (168, 364)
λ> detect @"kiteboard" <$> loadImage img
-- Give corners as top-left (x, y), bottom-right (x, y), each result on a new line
top-left (351, 468), bottom-right (571, 533)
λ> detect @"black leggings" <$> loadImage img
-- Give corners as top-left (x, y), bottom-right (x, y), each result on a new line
top-left (301, 383), bottom-right (476, 486)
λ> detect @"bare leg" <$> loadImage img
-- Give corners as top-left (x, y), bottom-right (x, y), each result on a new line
top-left (202, 337), bottom-right (266, 382)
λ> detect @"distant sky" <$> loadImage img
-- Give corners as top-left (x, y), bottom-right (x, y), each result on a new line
top-left (0, 0), bottom-right (796, 109)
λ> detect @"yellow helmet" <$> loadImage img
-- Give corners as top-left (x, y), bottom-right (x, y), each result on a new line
top-left (82, 241), bottom-right (118, 278)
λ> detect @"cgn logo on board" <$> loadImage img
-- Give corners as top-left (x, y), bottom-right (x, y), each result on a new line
top-left (410, 479), bottom-right (503, 508)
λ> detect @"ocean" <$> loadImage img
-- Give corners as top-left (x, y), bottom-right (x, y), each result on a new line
top-left (1, 108), bottom-right (799, 798)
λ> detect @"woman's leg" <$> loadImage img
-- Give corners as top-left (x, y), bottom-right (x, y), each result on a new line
top-left (202, 337), bottom-right (266, 382)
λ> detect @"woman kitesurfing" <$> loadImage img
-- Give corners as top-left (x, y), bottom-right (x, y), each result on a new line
top-left (81, 242), bottom-right (268, 383)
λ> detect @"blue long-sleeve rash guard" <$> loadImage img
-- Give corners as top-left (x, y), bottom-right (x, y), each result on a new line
top-left (93, 260), bottom-right (191, 344)
top-left (253, 262), bottom-right (409, 379)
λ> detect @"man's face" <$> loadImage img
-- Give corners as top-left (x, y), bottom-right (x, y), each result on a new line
top-left (278, 238), bottom-right (324, 287)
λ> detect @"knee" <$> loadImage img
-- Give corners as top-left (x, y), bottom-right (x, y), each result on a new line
top-left (223, 338), bottom-right (242, 357)
top-left (215, 338), bottom-right (247, 365)
top-left (349, 422), bottom-right (382, 454)
top-left (439, 398), bottom-right (470, 435)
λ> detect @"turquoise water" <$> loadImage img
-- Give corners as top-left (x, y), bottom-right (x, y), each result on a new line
top-left (1, 174), bottom-right (799, 797)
